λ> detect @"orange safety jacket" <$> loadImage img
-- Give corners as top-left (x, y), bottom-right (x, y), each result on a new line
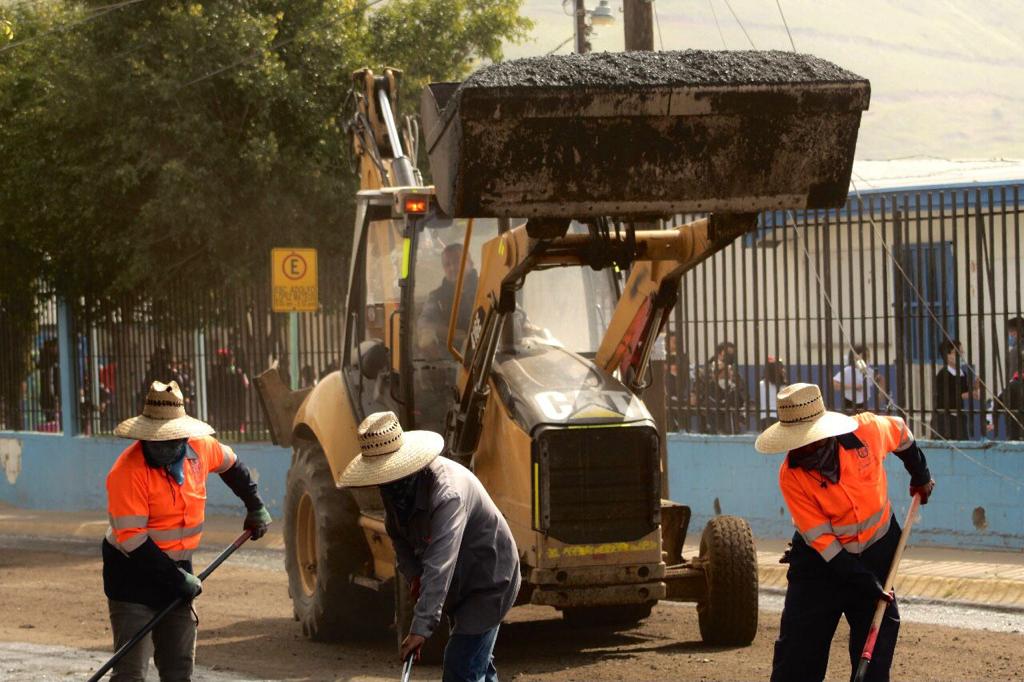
top-left (106, 436), bottom-right (237, 562)
top-left (779, 412), bottom-right (914, 561)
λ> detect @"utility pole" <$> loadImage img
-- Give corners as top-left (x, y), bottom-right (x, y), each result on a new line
top-left (623, 0), bottom-right (655, 51)
top-left (574, 0), bottom-right (591, 54)
top-left (623, 0), bottom-right (667, 494)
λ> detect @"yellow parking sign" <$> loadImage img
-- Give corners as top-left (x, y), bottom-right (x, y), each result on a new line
top-left (272, 248), bottom-right (318, 312)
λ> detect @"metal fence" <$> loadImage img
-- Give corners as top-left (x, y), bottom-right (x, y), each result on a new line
top-left (0, 283), bottom-right (348, 441)
top-left (0, 285), bottom-right (60, 432)
top-left (666, 183), bottom-right (1024, 442)
top-left (3, 184), bottom-right (1022, 443)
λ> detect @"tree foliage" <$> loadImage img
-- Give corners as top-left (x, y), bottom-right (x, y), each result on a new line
top-left (0, 0), bottom-right (531, 308)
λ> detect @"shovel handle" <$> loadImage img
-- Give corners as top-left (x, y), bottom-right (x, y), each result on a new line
top-left (400, 655), bottom-right (414, 682)
top-left (853, 495), bottom-right (921, 682)
top-left (86, 530), bottom-right (252, 682)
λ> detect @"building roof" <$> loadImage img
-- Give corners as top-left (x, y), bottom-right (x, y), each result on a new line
top-left (850, 158), bottom-right (1024, 195)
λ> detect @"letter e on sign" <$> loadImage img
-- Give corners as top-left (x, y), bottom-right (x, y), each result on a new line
top-left (272, 248), bottom-right (318, 312)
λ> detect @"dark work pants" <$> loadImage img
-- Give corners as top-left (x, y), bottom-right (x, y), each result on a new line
top-left (443, 625), bottom-right (500, 682)
top-left (771, 522), bottom-right (901, 682)
top-left (108, 599), bottom-right (197, 682)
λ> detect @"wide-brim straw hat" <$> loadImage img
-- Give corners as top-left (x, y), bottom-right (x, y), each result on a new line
top-left (339, 411), bottom-right (443, 487)
top-left (755, 382), bottom-right (858, 454)
top-left (114, 380), bottom-right (214, 441)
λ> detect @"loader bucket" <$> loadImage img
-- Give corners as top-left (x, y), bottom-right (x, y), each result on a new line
top-left (421, 50), bottom-right (870, 219)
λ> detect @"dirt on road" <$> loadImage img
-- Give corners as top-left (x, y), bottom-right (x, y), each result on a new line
top-left (1, 543), bottom-right (1022, 681)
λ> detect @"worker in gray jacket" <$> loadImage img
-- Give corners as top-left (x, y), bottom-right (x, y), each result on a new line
top-left (340, 411), bottom-right (520, 682)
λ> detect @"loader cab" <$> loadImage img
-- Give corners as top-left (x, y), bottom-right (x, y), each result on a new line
top-left (343, 188), bottom-right (500, 432)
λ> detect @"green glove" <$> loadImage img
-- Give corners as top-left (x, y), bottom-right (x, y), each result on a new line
top-left (178, 568), bottom-right (202, 600)
top-left (244, 506), bottom-right (272, 540)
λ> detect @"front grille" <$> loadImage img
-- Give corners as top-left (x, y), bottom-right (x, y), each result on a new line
top-left (534, 425), bottom-right (660, 545)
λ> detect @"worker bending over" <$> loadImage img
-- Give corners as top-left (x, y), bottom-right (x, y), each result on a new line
top-left (340, 411), bottom-right (520, 682)
top-left (756, 383), bottom-right (935, 682)
top-left (103, 380), bottom-right (272, 681)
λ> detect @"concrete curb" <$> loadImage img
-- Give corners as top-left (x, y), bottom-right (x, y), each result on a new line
top-left (758, 564), bottom-right (1024, 612)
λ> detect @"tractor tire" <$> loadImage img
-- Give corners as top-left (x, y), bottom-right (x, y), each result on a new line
top-left (395, 565), bottom-right (449, 664)
top-left (562, 602), bottom-right (654, 629)
top-left (696, 515), bottom-right (758, 645)
top-left (285, 442), bottom-right (376, 641)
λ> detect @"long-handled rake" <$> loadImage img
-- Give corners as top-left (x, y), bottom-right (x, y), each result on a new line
top-left (87, 530), bottom-right (252, 682)
top-left (853, 494), bottom-right (921, 682)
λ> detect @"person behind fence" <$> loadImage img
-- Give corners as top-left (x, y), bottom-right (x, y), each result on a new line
top-left (38, 337), bottom-right (60, 424)
top-left (758, 356), bottom-right (787, 430)
top-left (340, 411), bottom-right (520, 682)
top-left (209, 347), bottom-right (250, 434)
top-left (103, 380), bottom-right (272, 681)
top-left (833, 343), bottom-right (883, 413)
top-left (694, 341), bottom-right (748, 434)
top-left (664, 334), bottom-right (691, 432)
top-left (1006, 316), bottom-right (1023, 386)
top-left (990, 339), bottom-right (1024, 440)
top-left (756, 382), bottom-right (935, 682)
top-left (932, 338), bottom-right (979, 440)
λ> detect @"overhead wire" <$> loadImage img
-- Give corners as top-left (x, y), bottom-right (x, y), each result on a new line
top-left (787, 209), bottom-right (1024, 490)
top-left (775, 0), bottom-right (796, 52)
top-left (722, 0), bottom-right (756, 49)
top-left (0, 0), bottom-right (147, 53)
top-left (652, 0), bottom-right (664, 50)
top-left (546, 35), bottom-right (574, 55)
top-left (707, 0), bottom-right (728, 49)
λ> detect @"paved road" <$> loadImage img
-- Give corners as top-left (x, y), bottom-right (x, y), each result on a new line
top-left (2, 529), bottom-right (1022, 681)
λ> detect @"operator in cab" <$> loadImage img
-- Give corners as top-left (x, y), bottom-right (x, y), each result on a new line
top-left (756, 383), bottom-right (935, 682)
top-left (340, 411), bottom-right (520, 682)
top-left (103, 380), bottom-right (272, 680)
top-left (417, 242), bottom-right (478, 357)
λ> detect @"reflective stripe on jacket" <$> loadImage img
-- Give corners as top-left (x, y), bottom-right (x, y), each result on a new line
top-left (106, 436), bottom-right (236, 561)
top-left (779, 412), bottom-right (913, 561)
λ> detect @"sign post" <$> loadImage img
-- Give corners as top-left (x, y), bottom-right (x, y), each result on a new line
top-left (272, 249), bottom-right (318, 389)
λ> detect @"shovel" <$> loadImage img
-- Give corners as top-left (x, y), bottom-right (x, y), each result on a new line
top-left (400, 655), bottom-right (414, 682)
top-left (853, 494), bottom-right (922, 682)
top-left (87, 530), bottom-right (252, 682)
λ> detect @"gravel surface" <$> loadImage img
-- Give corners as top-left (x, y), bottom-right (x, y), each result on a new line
top-left (2, 541), bottom-right (1022, 681)
top-left (462, 50), bottom-right (865, 90)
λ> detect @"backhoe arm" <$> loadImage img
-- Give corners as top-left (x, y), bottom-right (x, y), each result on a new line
top-left (595, 214), bottom-right (756, 391)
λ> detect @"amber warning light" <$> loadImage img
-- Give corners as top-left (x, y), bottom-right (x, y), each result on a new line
top-left (404, 196), bottom-right (428, 214)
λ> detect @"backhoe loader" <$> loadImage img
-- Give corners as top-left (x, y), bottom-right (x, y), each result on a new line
top-left (256, 51), bottom-right (870, 658)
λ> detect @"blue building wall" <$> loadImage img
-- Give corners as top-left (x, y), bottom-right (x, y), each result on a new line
top-left (2, 430), bottom-right (1022, 551)
top-left (0, 433), bottom-right (291, 517)
top-left (667, 433), bottom-right (1024, 551)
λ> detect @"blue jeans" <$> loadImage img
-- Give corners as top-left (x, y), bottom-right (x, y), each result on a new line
top-left (442, 625), bottom-right (500, 682)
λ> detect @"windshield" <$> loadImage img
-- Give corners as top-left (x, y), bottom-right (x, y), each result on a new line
top-left (412, 216), bottom-right (500, 360)
top-left (515, 222), bottom-right (617, 355)
top-left (410, 214), bottom-right (500, 431)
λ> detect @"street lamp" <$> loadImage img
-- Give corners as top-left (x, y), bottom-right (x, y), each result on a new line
top-left (590, 0), bottom-right (616, 27)
top-left (565, 0), bottom-right (618, 54)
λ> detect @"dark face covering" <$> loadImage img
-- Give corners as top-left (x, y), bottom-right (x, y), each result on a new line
top-left (380, 470), bottom-right (422, 523)
top-left (789, 437), bottom-right (840, 484)
top-left (141, 438), bottom-right (188, 484)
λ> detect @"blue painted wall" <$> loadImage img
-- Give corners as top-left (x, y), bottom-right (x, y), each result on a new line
top-left (0, 433), bottom-right (291, 517)
top-left (2, 430), bottom-right (1022, 551)
top-left (667, 433), bottom-right (1024, 550)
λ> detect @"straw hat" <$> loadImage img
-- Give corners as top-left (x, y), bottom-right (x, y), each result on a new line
top-left (339, 412), bottom-right (444, 487)
top-left (754, 383), bottom-right (858, 454)
top-left (114, 380), bottom-right (214, 441)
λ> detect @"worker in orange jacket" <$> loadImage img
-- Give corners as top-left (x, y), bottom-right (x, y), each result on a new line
top-left (103, 380), bottom-right (272, 681)
top-left (756, 383), bottom-right (935, 682)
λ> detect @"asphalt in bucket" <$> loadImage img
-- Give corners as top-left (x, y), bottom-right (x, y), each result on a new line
top-left (460, 50), bottom-right (866, 90)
